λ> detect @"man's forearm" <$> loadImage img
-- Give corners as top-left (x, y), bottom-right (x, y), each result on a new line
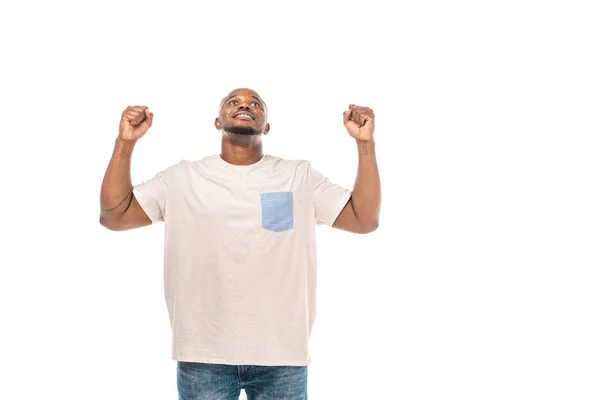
top-left (351, 139), bottom-right (381, 229)
top-left (99, 137), bottom-right (136, 225)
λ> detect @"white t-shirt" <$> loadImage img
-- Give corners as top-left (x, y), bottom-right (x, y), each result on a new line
top-left (132, 154), bottom-right (352, 366)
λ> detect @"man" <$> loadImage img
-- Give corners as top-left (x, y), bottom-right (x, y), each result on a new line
top-left (99, 88), bottom-right (381, 399)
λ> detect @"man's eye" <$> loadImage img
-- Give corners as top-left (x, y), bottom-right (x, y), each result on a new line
top-left (251, 102), bottom-right (260, 107)
top-left (229, 100), bottom-right (237, 105)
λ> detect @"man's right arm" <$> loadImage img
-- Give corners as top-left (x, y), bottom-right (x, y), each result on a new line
top-left (99, 137), bottom-right (151, 231)
top-left (99, 105), bottom-right (154, 231)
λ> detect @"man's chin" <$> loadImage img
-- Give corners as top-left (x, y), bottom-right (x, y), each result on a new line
top-left (225, 125), bottom-right (261, 136)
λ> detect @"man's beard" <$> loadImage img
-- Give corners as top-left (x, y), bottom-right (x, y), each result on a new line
top-left (225, 125), bottom-right (261, 136)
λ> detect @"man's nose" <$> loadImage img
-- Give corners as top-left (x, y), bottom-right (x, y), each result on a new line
top-left (238, 103), bottom-right (251, 110)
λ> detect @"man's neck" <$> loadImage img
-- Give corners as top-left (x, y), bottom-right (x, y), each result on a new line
top-left (220, 134), bottom-right (263, 166)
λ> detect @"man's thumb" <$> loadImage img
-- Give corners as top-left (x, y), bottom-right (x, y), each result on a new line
top-left (343, 110), bottom-right (351, 124)
top-left (144, 108), bottom-right (154, 127)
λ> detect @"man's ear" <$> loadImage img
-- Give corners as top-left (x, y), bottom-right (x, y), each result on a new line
top-left (215, 118), bottom-right (221, 130)
top-left (263, 122), bottom-right (270, 135)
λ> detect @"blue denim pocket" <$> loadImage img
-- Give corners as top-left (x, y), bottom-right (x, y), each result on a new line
top-left (260, 191), bottom-right (294, 232)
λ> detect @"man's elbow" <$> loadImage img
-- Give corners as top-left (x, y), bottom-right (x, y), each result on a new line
top-left (368, 219), bottom-right (379, 233)
top-left (358, 218), bottom-right (379, 234)
top-left (99, 214), bottom-right (125, 231)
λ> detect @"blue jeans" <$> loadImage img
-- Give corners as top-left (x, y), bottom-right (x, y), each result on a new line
top-left (177, 361), bottom-right (308, 400)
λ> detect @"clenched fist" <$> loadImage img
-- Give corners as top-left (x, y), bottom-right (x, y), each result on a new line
top-left (343, 104), bottom-right (375, 142)
top-left (119, 105), bottom-right (154, 142)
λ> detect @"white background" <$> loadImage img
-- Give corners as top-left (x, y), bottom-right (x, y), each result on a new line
top-left (1, 0), bottom-right (599, 399)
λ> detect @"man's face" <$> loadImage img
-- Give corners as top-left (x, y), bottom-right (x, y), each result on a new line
top-left (215, 88), bottom-right (269, 136)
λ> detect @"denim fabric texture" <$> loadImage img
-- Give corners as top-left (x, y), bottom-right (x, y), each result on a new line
top-left (260, 192), bottom-right (294, 232)
top-left (177, 361), bottom-right (308, 400)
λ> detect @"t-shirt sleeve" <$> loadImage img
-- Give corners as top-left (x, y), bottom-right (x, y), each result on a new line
top-left (307, 162), bottom-right (353, 227)
top-left (132, 161), bottom-right (183, 223)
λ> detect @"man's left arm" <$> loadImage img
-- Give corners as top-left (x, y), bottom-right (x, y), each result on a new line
top-left (333, 104), bottom-right (381, 234)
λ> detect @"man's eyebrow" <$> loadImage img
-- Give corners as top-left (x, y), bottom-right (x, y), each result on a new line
top-left (225, 95), bottom-right (262, 104)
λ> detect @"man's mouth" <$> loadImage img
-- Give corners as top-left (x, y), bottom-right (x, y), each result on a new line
top-left (233, 112), bottom-right (255, 121)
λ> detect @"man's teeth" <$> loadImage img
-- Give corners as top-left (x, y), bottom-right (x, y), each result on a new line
top-left (236, 114), bottom-right (252, 119)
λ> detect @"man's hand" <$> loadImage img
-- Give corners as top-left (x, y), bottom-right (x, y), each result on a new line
top-left (119, 105), bottom-right (154, 142)
top-left (343, 104), bottom-right (375, 141)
